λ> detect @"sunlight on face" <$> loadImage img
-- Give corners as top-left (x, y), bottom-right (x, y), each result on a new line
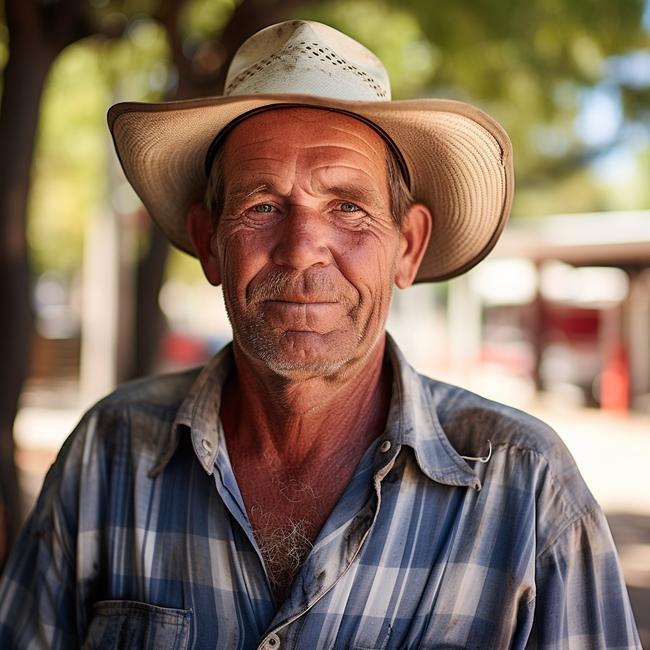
top-left (214, 108), bottom-right (403, 380)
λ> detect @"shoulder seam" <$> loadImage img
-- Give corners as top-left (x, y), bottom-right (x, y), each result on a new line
top-left (536, 506), bottom-right (602, 560)
top-left (491, 443), bottom-right (598, 556)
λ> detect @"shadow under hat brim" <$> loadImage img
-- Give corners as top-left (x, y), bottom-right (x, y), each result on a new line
top-left (108, 93), bottom-right (514, 283)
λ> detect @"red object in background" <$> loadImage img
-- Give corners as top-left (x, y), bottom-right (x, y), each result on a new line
top-left (600, 343), bottom-right (629, 411)
top-left (161, 333), bottom-right (208, 365)
top-left (543, 305), bottom-right (600, 342)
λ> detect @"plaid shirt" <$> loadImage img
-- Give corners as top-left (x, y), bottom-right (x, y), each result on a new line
top-left (0, 339), bottom-right (641, 649)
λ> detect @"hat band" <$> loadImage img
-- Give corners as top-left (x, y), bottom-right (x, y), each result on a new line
top-left (203, 103), bottom-right (411, 189)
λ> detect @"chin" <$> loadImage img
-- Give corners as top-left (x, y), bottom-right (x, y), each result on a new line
top-left (241, 330), bottom-right (358, 380)
top-left (262, 355), bottom-right (350, 381)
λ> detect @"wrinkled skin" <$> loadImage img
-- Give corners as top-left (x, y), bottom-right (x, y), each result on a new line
top-left (189, 108), bottom-right (430, 383)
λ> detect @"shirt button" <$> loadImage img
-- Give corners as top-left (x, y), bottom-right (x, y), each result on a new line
top-left (201, 438), bottom-right (212, 453)
top-left (263, 633), bottom-right (280, 649)
top-left (379, 440), bottom-right (392, 453)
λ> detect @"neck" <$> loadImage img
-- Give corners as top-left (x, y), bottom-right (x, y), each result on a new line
top-left (221, 336), bottom-right (391, 467)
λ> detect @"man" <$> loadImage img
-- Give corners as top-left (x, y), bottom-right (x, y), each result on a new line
top-left (0, 20), bottom-right (641, 650)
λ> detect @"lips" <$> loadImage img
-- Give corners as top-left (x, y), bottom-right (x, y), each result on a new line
top-left (265, 299), bottom-right (340, 311)
top-left (266, 298), bottom-right (337, 305)
top-left (263, 299), bottom-right (345, 327)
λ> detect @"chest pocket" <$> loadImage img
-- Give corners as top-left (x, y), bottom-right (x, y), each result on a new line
top-left (82, 600), bottom-right (192, 650)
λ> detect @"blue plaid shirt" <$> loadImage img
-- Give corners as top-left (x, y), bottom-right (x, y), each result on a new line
top-left (0, 339), bottom-right (641, 649)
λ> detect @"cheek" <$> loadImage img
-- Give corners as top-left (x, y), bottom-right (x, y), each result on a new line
top-left (217, 231), bottom-right (270, 301)
top-left (336, 232), bottom-right (399, 304)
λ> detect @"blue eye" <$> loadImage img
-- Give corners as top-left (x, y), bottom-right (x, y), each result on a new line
top-left (253, 204), bottom-right (275, 213)
top-left (340, 202), bottom-right (360, 212)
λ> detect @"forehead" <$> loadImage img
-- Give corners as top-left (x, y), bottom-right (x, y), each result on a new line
top-left (221, 107), bottom-right (389, 178)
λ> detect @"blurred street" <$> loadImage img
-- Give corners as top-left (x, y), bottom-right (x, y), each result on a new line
top-left (12, 380), bottom-right (650, 646)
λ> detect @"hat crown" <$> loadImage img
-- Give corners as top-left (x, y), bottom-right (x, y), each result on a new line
top-left (224, 20), bottom-right (391, 101)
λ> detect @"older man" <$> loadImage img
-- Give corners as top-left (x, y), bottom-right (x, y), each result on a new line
top-left (0, 20), bottom-right (641, 650)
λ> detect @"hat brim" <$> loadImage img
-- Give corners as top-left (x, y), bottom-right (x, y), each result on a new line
top-left (108, 93), bottom-right (513, 282)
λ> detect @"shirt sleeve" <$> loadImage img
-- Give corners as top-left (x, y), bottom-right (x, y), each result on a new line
top-left (0, 421), bottom-right (86, 649)
top-left (526, 507), bottom-right (641, 649)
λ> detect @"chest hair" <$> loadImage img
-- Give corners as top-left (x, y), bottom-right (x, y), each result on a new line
top-left (237, 462), bottom-right (354, 603)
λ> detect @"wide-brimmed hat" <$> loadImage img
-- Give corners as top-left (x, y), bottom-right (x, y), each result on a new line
top-left (108, 20), bottom-right (514, 282)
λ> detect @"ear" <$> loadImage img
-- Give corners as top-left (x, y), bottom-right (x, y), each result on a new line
top-left (394, 203), bottom-right (432, 289)
top-left (186, 202), bottom-right (221, 286)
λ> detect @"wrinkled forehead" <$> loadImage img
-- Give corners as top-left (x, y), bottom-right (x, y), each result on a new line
top-left (204, 105), bottom-right (409, 182)
top-left (228, 108), bottom-right (387, 173)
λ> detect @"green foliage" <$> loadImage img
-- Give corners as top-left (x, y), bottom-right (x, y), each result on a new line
top-left (0, 22), bottom-right (7, 73)
top-left (28, 43), bottom-right (109, 275)
top-left (514, 169), bottom-right (609, 217)
top-left (297, 1), bottom-right (437, 98)
top-left (166, 246), bottom-right (205, 282)
top-left (26, 11), bottom-right (172, 276)
top-left (180, 0), bottom-right (236, 42)
top-left (99, 15), bottom-right (170, 100)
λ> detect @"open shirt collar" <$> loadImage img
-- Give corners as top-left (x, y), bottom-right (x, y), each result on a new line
top-left (151, 336), bottom-right (479, 490)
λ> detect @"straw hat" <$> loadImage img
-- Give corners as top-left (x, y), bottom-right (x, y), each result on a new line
top-left (108, 20), bottom-right (514, 282)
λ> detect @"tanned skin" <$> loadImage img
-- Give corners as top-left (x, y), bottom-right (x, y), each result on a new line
top-left (187, 108), bottom-right (432, 601)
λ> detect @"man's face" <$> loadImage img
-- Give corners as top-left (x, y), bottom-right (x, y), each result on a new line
top-left (211, 108), bottom-right (406, 380)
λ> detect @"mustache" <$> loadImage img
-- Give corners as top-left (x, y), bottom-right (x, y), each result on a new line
top-left (247, 269), bottom-right (357, 306)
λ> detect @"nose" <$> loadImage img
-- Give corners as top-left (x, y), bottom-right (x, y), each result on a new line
top-left (272, 208), bottom-right (333, 270)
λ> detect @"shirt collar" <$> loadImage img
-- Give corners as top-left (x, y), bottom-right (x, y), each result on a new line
top-left (151, 336), bottom-right (479, 490)
top-left (383, 335), bottom-right (480, 489)
top-left (149, 344), bottom-right (233, 477)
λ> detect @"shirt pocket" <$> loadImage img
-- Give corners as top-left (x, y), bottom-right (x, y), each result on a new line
top-left (82, 600), bottom-right (192, 650)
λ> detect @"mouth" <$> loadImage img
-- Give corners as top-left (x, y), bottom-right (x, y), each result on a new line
top-left (266, 299), bottom-right (337, 305)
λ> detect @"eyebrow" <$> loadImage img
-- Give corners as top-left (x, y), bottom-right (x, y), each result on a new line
top-left (321, 183), bottom-right (381, 206)
top-left (225, 183), bottom-right (275, 206)
top-left (224, 180), bottom-right (382, 208)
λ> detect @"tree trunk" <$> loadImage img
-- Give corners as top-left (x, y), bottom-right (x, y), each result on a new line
top-left (0, 47), bottom-right (52, 570)
top-left (131, 223), bottom-right (170, 378)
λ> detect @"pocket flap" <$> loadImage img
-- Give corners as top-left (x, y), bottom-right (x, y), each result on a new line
top-left (83, 599), bottom-right (192, 649)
